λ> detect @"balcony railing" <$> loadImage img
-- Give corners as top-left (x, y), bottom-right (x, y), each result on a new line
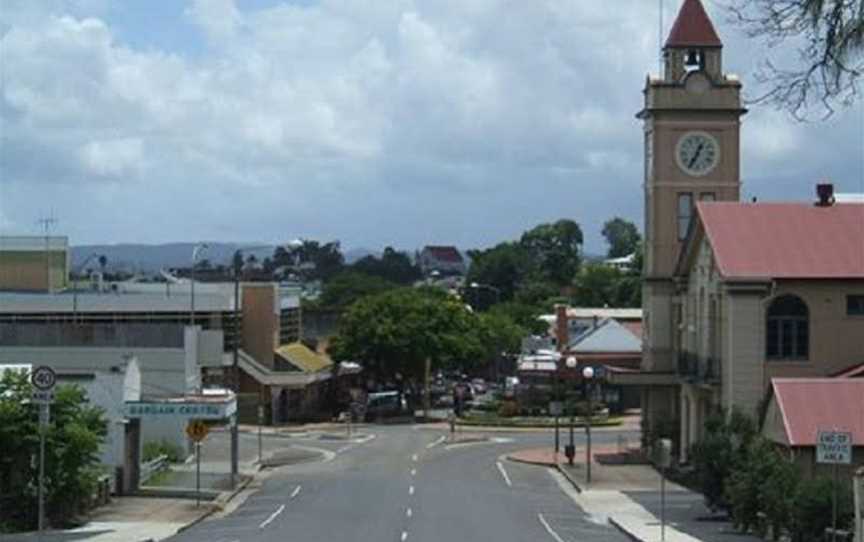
top-left (677, 351), bottom-right (720, 385)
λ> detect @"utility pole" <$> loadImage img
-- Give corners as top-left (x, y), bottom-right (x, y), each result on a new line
top-left (423, 358), bottom-right (431, 421)
top-left (231, 259), bottom-right (241, 488)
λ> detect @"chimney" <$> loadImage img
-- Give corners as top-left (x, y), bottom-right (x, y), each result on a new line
top-left (816, 182), bottom-right (835, 207)
top-left (555, 305), bottom-right (569, 352)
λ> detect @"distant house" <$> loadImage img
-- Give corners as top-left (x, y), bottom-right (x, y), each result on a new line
top-left (603, 253), bottom-right (636, 273)
top-left (418, 246), bottom-right (466, 277)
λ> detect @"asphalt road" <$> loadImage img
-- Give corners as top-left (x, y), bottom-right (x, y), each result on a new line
top-left (167, 424), bottom-right (633, 542)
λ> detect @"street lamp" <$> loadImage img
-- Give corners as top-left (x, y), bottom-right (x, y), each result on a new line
top-left (582, 365), bottom-right (595, 485)
top-left (565, 356), bottom-right (578, 466)
top-left (71, 253), bottom-right (105, 323)
top-left (190, 243), bottom-right (209, 325)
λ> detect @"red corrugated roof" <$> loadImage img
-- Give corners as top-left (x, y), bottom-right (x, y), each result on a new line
top-left (665, 0), bottom-right (722, 48)
top-left (772, 378), bottom-right (864, 446)
top-left (698, 202), bottom-right (864, 279)
top-left (423, 246), bottom-right (463, 263)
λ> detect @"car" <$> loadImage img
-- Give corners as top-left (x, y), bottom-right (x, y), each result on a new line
top-left (470, 378), bottom-right (487, 395)
top-left (364, 391), bottom-right (409, 421)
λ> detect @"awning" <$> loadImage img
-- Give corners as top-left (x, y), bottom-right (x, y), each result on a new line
top-left (605, 368), bottom-right (680, 386)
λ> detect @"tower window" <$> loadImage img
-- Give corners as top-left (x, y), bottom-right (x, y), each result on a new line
top-left (766, 295), bottom-right (809, 360)
top-left (677, 193), bottom-right (693, 241)
top-left (848, 295), bottom-right (864, 316)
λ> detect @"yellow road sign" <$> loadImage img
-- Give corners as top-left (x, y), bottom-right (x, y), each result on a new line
top-left (186, 420), bottom-right (209, 442)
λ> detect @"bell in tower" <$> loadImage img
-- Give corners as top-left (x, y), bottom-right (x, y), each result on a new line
top-left (663, 0), bottom-right (723, 83)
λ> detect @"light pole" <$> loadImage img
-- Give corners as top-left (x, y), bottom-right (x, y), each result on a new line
top-left (582, 365), bottom-right (595, 485)
top-left (71, 253), bottom-right (104, 323)
top-left (565, 356), bottom-right (578, 466)
top-left (190, 243), bottom-right (209, 325)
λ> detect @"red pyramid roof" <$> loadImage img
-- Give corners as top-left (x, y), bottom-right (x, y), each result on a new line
top-left (665, 0), bottom-right (722, 48)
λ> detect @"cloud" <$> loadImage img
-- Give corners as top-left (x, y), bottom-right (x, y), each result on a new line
top-left (0, 0), bottom-right (861, 251)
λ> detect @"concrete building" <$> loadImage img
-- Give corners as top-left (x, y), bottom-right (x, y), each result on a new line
top-left (0, 236), bottom-right (69, 292)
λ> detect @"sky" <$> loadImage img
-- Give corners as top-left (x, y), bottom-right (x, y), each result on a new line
top-left (1, 0), bottom-right (862, 255)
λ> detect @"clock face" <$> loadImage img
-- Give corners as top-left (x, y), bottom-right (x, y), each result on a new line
top-left (676, 132), bottom-right (719, 176)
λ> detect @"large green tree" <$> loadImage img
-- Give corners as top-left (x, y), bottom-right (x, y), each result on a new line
top-left (571, 263), bottom-right (641, 308)
top-left (329, 288), bottom-right (483, 381)
top-left (520, 219), bottom-right (584, 286)
top-left (318, 270), bottom-right (397, 309)
top-left (729, 0), bottom-right (863, 118)
top-left (601, 217), bottom-right (641, 259)
top-left (351, 247), bottom-right (421, 285)
top-left (465, 242), bottom-right (532, 301)
top-left (0, 370), bottom-right (107, 530)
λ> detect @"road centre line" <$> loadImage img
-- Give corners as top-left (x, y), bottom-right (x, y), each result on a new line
top-left (426, 435), bottom-right (446, 449)
top-left (401, 531), bottom-right (408, 541)
top-left (412, 454), bottom-right (418, 462)
top-left (406, 507), bottom-right (412, 518)
top-left (409, 485), bottom-right (415, 495)
top-left (496, 461), bottom-right (512, 487)
top-left (259, 504), bottom-right (285, 529)
top-left (537, 513), bottom-right (565, 542)
top-left (410, 468), bottom-right (416, 476)
top-left (290, 485), bottom-right (301, 499)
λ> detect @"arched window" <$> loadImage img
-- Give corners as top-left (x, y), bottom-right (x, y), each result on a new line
top-left (766, 295), bottom-right (809, 360)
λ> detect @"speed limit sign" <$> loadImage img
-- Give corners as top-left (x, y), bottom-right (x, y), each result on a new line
top-left (31, 366), bottom-right (56, 391)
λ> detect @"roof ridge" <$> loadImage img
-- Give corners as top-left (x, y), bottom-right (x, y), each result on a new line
top-left (665, 0), bottom-right (722, 48)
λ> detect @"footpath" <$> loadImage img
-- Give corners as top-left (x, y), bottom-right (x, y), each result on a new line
top-left (508, 445), bottom-right (759, 542)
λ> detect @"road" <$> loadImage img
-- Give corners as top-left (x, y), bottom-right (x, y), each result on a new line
top-left (167, 424), bottom-right (634, 542)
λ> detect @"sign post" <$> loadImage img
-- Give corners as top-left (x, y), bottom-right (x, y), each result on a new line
top-left (817, 430), bottom-right (853, 542)
top-left (657, 438), bottom-right (673, 542)
top-left (31, 366), bottom-right (56, 532)
top-left (186, 420), bottom-right (210, 507)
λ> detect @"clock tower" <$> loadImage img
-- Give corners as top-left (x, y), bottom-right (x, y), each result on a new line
top-left (638, 0), bottom-right (746, 427)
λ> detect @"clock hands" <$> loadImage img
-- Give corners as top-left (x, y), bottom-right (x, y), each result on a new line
top-left (688, 143), bottom-right (704, 169)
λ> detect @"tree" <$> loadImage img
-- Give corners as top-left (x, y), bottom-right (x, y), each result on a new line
top-left (520, 219), bottom-right (583, 287)
top-left (329, 288), bottom-right (482, 382)
top-left (232, 250), bottom-right (244, 275)
top-left (466, 242), bottom-right (532, 301)
top-left (351, 247), bottom-right (421, 285)
top-left (292, 240), bottom-right (345, 280)
top-left (0, 370), bottom-right (107, 530)
top-left (601, 217), bottom-right (641, 259)
top-left (729, 0), bottom-right (863, 118)
top-left (571, 263), bottom-right (640, 308)
top-left (318, 271), bottom-right (398, 309)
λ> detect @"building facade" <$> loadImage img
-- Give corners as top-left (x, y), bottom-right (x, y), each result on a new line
top-left (0, 236), bottom-right (69, 292)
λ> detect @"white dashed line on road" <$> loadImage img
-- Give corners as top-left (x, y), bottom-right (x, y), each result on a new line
top-left (290, 485), bottom-right (301, 499)
top-left (259, 504), bottom-right (285, 529)
top-left (496, 461), bottom-right (512, 488)
top-left (537, 513), bottom-right (565, 542)
top-left (401, 531), bottom-right (408, 541)
top-left (409, 485), bottom-right (415, 495)
top-left (406, 507), bottom-right (412, 518)
top-left (410, 468), bottom-right (416, 476)
top-left (411, 454), bottom-right (418, 462)
top-left (426, 435), bottom-right (446, 449)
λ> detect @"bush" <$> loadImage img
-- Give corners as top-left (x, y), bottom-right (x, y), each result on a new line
top-left (791, 477), bottom-right (854, 542)
top-left (690, 410), bottom-right (757, 512)
top-left (142, 439), bottom-right (185, 463)
top-left (0, 370), bottom-right (107, 530)
top-left (497, 400), bottom-right (519, 418)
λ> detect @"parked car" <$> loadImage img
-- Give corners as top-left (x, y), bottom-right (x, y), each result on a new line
top-left (365, 391), bottom-right (409, 421)
top-left (471, 378), bottom-right (487, 395)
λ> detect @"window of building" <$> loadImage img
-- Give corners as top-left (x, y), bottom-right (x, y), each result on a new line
top-left (677, 193), bottom-right (693, 241)
top-left (847, 295), bottom-right (864, 316)
top-left (700, 192), bottom-right (715, 201)
top-left (766, 295), bottom-right (809, 360)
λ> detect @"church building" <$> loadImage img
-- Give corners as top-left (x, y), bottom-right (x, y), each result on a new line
top-left (613, 0), bottom-right (864, 461)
